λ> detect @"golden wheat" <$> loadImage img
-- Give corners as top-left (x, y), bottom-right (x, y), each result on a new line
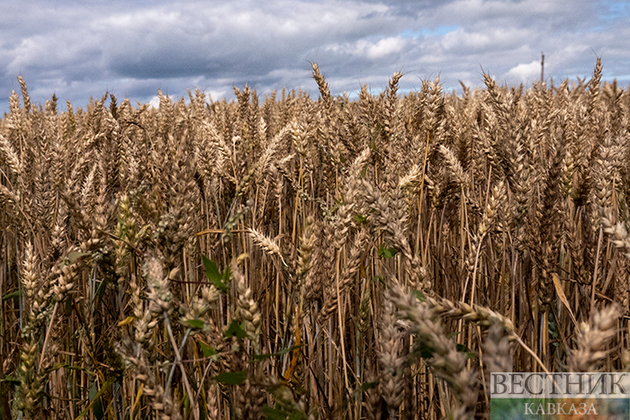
top-left (0, 59), bottom-right (628, 419)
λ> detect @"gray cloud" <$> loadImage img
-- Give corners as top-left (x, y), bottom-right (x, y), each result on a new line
top-left (2, 0), bottom-right (629, 114)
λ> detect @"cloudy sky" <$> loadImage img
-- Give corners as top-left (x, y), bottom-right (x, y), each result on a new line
top-left (1, 0), bottom-right (629, 114)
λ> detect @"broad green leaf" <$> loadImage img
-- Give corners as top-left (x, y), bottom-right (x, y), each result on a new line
top-left (456, 343), bottom-right (476, 360)
top-left (419, 348), bottom-right (433, 359)
top-left (88, 382), bottom-right (104, 420)
top-left (182, 319), bottom-right (205, 330)
top-left (213, 370), bottom-right (247, 385)
top-left (261, 406), bottom-right (305, 420)
top-left (377, 244), bottom-right (398, 258)
top-left (224, 320), bottom-right (248, 339)
top-left (199, 342), bottom-right (218, 358)
top-left (202, 255), bottom-right (221, 281)
top-left (416, 341), bottom-right (434, 359)
top-left (261, 406), bottom-right (291, 420)
top-left (353, 213), bottom-right (367, 225)
top-left (202, 256), bottom-right (228, 291)
top-left (413, 289), bottom-right (426, 302)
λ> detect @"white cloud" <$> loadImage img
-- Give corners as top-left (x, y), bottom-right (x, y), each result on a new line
top-left (326, 36), bottom-right (407, 60)
top-left (148, 95), bottom-right (160, 109)
top-left (1, 0), bottom-right (628, 113)
top-left (505, 60), bottom-right (542, 83)
top-left (442, 27), bottom-right (534, 53)
top-left (366, 37), bottom-right (406, 59)
top-left (207, 89), bottom-right (228, 103)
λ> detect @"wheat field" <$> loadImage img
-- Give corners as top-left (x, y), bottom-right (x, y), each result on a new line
top-left (0, 59), bottom-right (628, 419)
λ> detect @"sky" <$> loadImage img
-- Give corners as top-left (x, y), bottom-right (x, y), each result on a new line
top-left (1, 0), bottom-right (629, 114)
